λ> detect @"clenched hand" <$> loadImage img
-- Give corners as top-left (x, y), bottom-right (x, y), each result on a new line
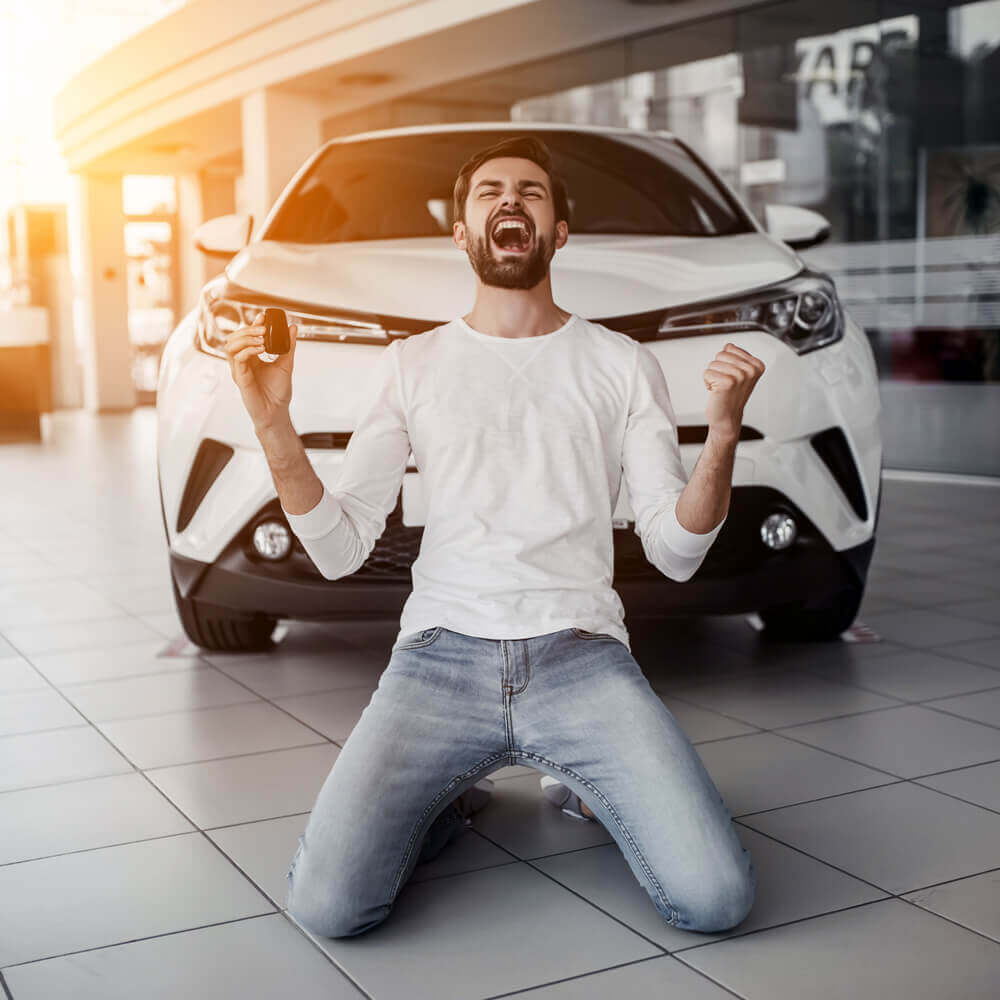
top-left (224, 309), bottom-right (299, 431)
top-left (702, 343), bottom-right (766, 441)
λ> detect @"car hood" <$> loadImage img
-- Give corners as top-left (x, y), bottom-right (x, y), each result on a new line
top-left (226, 232), bottom-right (802, 321)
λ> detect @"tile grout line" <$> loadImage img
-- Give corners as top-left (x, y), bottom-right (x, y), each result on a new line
top-left (480, 954), bottom-right (748, 1000)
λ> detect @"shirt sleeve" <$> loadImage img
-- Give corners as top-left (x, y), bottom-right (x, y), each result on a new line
top-left (281, 338), bottom-right (411, 580)
top-left (621, 342), bottom-right (726, 583)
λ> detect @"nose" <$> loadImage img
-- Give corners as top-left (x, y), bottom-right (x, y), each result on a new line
top-left (498, 191), bottom-right (524, 213)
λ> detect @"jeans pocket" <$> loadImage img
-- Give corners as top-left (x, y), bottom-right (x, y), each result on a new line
top-left (571, 627), bottom-right (617, 641)
top-left (394, 626), bottom-right (444, 651)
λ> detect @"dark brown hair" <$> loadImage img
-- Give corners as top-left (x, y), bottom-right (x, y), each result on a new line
top-left (452, 135), bottom-right (571, 227)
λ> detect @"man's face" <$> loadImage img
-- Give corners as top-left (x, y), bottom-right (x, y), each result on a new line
top-left (453, 156), bottom-right (568, 290)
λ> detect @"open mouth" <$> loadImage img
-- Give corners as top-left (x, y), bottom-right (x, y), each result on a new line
top-left (491, 216), bottom-right (532, 254)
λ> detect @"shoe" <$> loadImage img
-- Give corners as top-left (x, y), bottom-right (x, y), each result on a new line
top-left (454, 778), bottom-right (495, 826)
top-left (540, 775), bottom-right (596, 822)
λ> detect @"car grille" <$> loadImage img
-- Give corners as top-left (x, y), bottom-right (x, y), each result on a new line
top-left (283, 485), bottom-right (821, 582)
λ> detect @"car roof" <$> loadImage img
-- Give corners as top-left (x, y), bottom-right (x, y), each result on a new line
top-left (320, 120), bottom-right (678, 152)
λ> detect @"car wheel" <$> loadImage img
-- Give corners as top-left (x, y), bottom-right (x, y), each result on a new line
top-left (758, 579), bottom-right (865, 642)
top-left (170, 573), bottom-right (277, 652)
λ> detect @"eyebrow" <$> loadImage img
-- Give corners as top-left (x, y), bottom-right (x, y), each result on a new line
top-left (472, 178), bottom-right (548, 193)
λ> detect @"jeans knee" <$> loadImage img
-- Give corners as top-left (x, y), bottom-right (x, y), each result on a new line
top-left (286, 877), bottom-right (390, 939)
top-left (287, 895), bottom-right (390, 939)
top-left (669, 869), bottom-right (755, 933)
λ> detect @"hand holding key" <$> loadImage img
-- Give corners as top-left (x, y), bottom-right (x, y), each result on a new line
top-left (223, 308), bottom-right (299, 431)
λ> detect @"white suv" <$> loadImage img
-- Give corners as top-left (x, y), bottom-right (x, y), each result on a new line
top-left (156, 122), bottom-right (882, 652)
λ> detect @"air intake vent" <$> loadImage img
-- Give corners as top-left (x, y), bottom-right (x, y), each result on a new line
top-left (300, 432), bottom-right (353, 449)
top-left (678, 425), bottom-right (763, 444)
top-left (176, 439), bottom-right (234, 533)
top-left (810, 427), bottom-right (868, 520)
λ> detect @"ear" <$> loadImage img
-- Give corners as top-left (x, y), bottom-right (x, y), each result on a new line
top-left (453, 220), bottom-right (467, 250)
top-left (554, 219), bottom-right (569, 250)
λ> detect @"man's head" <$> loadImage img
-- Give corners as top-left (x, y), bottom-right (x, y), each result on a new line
top-left (452, 136), bottom-right (570, 290)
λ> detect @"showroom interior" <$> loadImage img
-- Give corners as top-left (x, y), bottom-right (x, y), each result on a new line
top-left (1, 1), bottom-right (999, 998)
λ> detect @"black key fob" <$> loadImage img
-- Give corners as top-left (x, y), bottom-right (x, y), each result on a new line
top-left (263, 307), bottom-right (290, 355)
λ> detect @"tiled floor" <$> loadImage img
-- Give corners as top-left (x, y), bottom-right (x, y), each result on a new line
top-left (1, 409), bottom-right (999, 999)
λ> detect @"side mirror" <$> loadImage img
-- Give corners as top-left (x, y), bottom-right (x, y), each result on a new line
top-left (193, 213), bottom-right (254, 258)
top-left (764, 204), bottom-right (830, 250)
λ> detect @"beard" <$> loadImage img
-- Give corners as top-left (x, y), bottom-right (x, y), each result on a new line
top-left (465, 223), bottom-right (555, 290)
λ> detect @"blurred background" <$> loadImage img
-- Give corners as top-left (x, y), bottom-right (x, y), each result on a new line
top-left (2, 0), bottom-right (998, 472)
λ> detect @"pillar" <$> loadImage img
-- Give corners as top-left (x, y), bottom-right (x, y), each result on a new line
top-left (66, 172), bottom-right (135, 412)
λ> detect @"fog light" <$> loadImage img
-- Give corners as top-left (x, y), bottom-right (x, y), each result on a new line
top-left (760, 512), bottom-right (797, 550)
top-left (252, 520), bottom-right (292, 561)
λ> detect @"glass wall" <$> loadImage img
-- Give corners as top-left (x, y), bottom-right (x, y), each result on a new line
top-left (508, 0), bottom-right (1000, 475)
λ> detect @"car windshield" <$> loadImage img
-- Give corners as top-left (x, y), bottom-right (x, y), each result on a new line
top-left (263, 129), bottom-right (753, 243)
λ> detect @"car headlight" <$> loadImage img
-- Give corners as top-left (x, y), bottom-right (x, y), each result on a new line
top-left (657, 270), bottom-right (843, 355)
top-left (194, 280), bottom-right (411, 359)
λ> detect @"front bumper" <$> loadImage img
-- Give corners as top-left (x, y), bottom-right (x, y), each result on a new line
top-left (171, 484), bottom-right (878, 622)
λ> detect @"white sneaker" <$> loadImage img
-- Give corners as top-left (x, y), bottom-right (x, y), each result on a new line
top-left (540, 775), bottom-right (596, 822)
top-left (455, 778), bottom-right (495, 826)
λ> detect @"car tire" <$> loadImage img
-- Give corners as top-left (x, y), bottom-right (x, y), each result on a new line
top-left (170, 574), bottom-right (278, 652)
top-left (758, 579), bottom-right (865, 642)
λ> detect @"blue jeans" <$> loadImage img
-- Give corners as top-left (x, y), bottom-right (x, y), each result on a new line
top-left (285, 626), bottom-right (755, 938)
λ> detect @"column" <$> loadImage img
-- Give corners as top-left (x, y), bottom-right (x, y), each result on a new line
top-left (66, 172), bottom-right (135, 413)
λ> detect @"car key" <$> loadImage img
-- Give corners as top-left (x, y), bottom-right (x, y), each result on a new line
top-left (262, 307), bottom-right (290, 355)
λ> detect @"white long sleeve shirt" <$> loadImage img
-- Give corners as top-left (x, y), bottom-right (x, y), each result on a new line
top-left (282, 313), bottom-right (725, 652)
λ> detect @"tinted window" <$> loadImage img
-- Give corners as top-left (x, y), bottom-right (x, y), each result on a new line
top-left (264, 130), bottom-right (752, 243)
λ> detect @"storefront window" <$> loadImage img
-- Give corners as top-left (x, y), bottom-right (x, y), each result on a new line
top-left (511, 0), bottom-right (1000, 473)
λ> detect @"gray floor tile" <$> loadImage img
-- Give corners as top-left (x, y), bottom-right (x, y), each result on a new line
top-left (904, 871), bottom-right (1000, 943)
top-left (924, 687), bottom-right (1000, 727)
top-left (472, 772), bottom-right (617, 859)
top-left (776, 704), bottom-right (1000, 778)
top-left (26, 638), bottom-right (205, 686)
top-left (693, 732), bottom-right (896, 818)
top-left (0, 579), bottom-right (126, 627)
top-left (949, 565), bottom-right (1000, 593)
top-left (206, 814), bottom-right (311, 910)
top-left (803, 647), bottom-right (1000, 702)
top-left (407, 827), bottom-right (519, 884)
top-left (137, 609), bottom-right (185, 638)
top-left (533, 826), bottom-right (886, 952)
top-left (211, 651), bottom-right (385, 698)
top-left (0, 688), bottom-right (88, 736)
top-left (943, 637), bottom-right (1000, 670)
top-left (859, 609), bottom-right (1000, 648)
top-left (2, 915), bottom-right (365, 999)
top-left (303, 862), bottom-right (661, 1000)
top-left (0, 833), bottom-right (275, 967)
top-left (95, 700), bottom-right (326, 769)
top-left (0, 632), bottom-right (20, 657)
top-left (915, 760), bottom-right (1000, 812)
top-left (865, 574), bottom-right (989, 608)
top-left (2, 616), bottom-right (165, 655)
top-left (680, 898), bottom-right (1000, 1000)
top-left (876, 549), bottom-right (983, 576)
top-left (0, 772), bottom-right (194, 866)
top-left (145, 743), bottom-right (340, 828)
top-left (58, 667), bottom-right (261, 722)
top-left (938, 596), bottom-right (1000, 625)
top-left (739, 781), bottom-right (1000, 894)
top-left (657, 696), bottom-right (760, 743)
top-left (0, 727), bottom-right (133, 793)
top-left (656, 671), bottom-right (900, 730)
top-left (0, 655), bottom-right (48, 693)
top-left (512, 956), bottom-right (735, 999)
top-left (274, 685), bottom-right (377, 741)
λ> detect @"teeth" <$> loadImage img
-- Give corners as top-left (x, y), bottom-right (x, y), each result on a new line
top-left (494, 219), bottom-right (529, 236)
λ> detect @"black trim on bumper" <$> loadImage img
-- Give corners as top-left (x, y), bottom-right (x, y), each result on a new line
top-left (170, 485), bottom-right (875, 621)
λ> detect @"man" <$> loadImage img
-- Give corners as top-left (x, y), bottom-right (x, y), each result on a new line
top-left (224, 136), bottom-right (763, 939)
